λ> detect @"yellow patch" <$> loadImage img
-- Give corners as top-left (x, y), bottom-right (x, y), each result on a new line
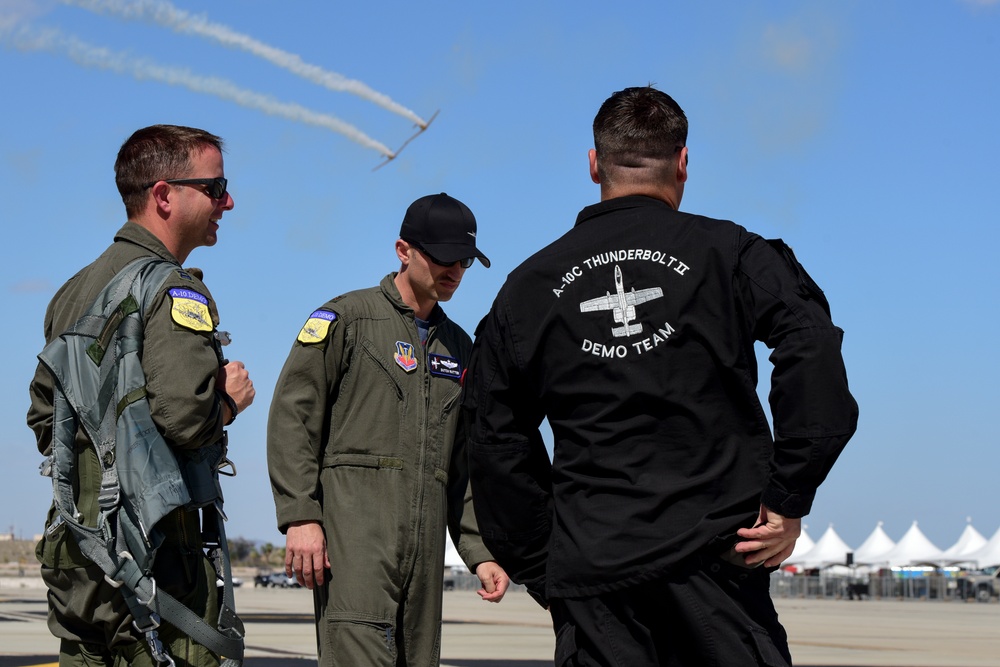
top-left (297, 309), bottom-right (337, 344)
top-left (168, 288), bottom-right (213, 332)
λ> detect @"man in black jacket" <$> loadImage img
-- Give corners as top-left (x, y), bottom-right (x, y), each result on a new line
top-left (463, 86), bottom-right (858, 666)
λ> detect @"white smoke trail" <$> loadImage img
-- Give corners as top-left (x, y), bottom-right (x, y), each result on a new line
top-left (4, 24), bottom-right (395, 157)
top-left (61, 0), bottom-right (429, 128)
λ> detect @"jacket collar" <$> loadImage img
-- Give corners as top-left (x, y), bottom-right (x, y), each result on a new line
top-left (113, 221), bottom-right (181, 264)
top-left (575, 195), bottom-right (674, 228)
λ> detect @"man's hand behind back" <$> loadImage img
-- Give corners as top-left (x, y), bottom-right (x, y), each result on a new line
top-left (733, 505), bottom-right (802, 568)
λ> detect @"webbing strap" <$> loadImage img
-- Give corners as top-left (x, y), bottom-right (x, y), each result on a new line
top-left (116, 386), bottom-right (148, 419)
top-left (70, 520), bottom-right (245, 661)
top-left (87, 293), bottom-right (140, 365)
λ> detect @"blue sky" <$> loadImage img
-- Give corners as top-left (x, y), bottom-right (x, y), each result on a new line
top-left (1, 0), bottom-right (998, 553)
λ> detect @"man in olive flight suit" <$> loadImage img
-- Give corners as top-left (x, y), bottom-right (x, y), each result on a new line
top-left (27, 125), bottom-right (255, 667)
top-left (267, 193), bottom-right (509, 667)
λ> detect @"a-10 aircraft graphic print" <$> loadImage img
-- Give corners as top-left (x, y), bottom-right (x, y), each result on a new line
top-left (579, 264), bottom-right (663, 337)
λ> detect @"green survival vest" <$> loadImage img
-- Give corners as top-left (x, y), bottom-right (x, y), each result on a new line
top-left (37, 257), bottom-right (245, 667)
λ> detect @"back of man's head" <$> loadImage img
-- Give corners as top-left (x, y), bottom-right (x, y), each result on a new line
top-left (115, 125), bottom-right (224, 219)
top-left (592, 86), bottom-right (687, 187)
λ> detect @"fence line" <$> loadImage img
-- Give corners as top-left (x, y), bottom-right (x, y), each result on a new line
top-left (769, 572), bottom-right (998, 602)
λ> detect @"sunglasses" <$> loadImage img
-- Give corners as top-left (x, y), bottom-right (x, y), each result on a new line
top-left (143, 177), bottom-right (229, 199)
top-left (408, 241), bottom-right (474, 269)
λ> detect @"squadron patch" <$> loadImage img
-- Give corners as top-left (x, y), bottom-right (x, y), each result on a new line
top-left (168, 288), bottom-right (213, 332)
top-left (428, 354), bottom-right (462, 380)
top-left (297, 310), bottom-right (337, 344)
top-left (394, 341), bottom-right (418, 373)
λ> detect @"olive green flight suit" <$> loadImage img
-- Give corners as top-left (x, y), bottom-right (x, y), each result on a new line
top-left (267, 274), bottom-right (493, 667)
top-left (27, 222), bottom-right (229, 667)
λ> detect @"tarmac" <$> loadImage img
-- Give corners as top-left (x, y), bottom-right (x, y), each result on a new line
top-left (2, 575), bottom-right (1000, 667)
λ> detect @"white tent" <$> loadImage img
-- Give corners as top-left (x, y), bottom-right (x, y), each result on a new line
top-left (939, 519), bottom-right (987, 566)
top-left (853, 521), bottom-right (896, 565)
top-left (787, 525), bottom-right (815, 562)
top-left (444, 533), bottom-right (465, 568)
top-left (870, 521), bottom-right (943, 568)
top-left (962, 526), bottom-right (1000, 569)
top-left (786, 524), bottom-right (852, 569)
top-left (854, 521), bottom-right (896, 565)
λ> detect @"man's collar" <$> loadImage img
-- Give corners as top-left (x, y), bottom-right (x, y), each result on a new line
top-left (114, 221), bottom-right (181, 263)
top-left (575, 195), bottom-right (675, 228)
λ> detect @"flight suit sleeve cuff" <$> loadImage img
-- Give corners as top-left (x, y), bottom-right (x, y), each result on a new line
top-left (461, 543), bottom-right (497, 574)
top-left (276, 503), bottom-right (324, 535)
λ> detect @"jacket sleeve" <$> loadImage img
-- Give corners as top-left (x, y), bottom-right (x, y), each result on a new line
top-left (738, 235), bottom-right (859, 518)
top-left (463, 294), bottom-right (552, 605)
top-left (446, 409), bottom-right (498, 572)
top-left (266, 313), bottom-right (346, 532)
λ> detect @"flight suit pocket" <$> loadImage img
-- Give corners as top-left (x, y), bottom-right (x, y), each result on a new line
top-left (329, 340), bottom-right (405, 459)
top-left (322, 618), bottom-right (397, 666)
top-left (430, 384), bottom-right (462, 471)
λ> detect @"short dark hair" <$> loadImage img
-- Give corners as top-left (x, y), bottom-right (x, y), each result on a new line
top-left (593, 86), bottom-right (687, 183)
top-left (114, 125), bottom-right (224, 218)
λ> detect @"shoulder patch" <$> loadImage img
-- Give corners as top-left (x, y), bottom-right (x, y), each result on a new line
top-left (168, 287), bottom-right (213, 332)
top-left (298, 309), bottom-right (337, 344)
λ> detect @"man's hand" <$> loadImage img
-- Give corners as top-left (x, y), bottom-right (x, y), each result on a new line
top-left (734, 505), bottom-right (801, 568)
top-left (217, 361), bottom-right (255, 414)
top-left (285, 520), bottom-right (330, 590)
top-left (474, 561), bottom-right (510, 603)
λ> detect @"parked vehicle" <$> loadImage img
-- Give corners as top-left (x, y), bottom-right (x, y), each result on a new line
top-left (956, 567), bottom-right (999, 602)
top-left (255, 572), bottom-right (301, 588)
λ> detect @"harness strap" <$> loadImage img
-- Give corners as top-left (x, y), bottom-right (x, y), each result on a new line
top-left (39, 256), bottom-right (245, 664)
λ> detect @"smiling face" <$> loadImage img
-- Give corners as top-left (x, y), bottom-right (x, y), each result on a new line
top-left (170, 145), bottom-right (235, 260)
top-left (394, 239), bottom-right (467, 319)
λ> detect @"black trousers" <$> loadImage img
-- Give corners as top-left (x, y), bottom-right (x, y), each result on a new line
top-left (549, 557), bottom-right (792, 667)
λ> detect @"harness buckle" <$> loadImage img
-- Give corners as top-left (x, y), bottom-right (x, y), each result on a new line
top-left (134, 615), bottom-right (175, 667)
top-left (103, 551), bottom-right (135, 589)
top-left (216, 456), bottom-right (237, 477)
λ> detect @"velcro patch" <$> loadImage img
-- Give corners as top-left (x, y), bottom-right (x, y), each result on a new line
top-left (394, 341), bottom-right (418, 373)
top-left (428, 354), bottom-right (462, 380)
top-left (297, 310), bottom-right (337, 344)
top-left (168, 288), bottom-right (212, 332)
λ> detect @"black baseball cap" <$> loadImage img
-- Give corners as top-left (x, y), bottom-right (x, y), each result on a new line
top-left (399, 193), bottom-right (490, 268)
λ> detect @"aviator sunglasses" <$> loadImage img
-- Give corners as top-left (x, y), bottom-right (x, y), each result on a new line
top-left (143, 177), bottom-right (229, 200)
top-left (408, 240), bottom-right (474, 269)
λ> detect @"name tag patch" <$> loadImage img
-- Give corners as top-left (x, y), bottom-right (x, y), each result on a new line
top-left (168, 288), bottom-right (212, 332)
top-left (297, 310), bottom-right (337, 344)
top-left (428, 354), bottom-right (462, 380)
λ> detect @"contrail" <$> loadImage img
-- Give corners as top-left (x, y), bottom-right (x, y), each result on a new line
top-left (3, 24), bottom-right (395, 157)
top-left (61, 0), bottom-right (429, 128)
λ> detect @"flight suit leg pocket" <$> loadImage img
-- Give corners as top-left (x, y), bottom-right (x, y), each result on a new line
top-left (322, 618), bottom-right (397, 667)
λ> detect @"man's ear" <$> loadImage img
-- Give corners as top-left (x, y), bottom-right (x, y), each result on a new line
top-left (676, 146), bottom-right (688, 185)
top-left (150, 181), bottom-right (172, 215)
top-left (588, 149), bottom-right (600, 184)
top-left (395, 239), bottom-right (410, 265)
